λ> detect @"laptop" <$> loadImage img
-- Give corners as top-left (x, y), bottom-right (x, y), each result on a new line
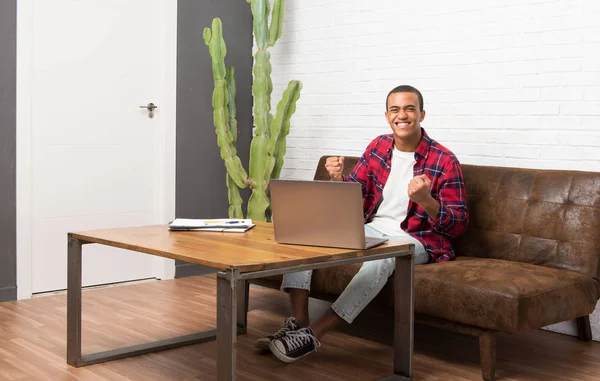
top-left (269, 179), bottom-right (388, 250)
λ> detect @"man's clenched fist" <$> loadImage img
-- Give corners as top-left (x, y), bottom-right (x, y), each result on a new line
top-left (408, 174), bottom-right (432, 204)
top-left (325, 156), bottom-right (345, 181)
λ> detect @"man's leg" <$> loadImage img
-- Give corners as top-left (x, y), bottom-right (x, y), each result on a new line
top-left (327, 257), bottom-right (396, 329)
top-left (315, 225), bottom-right (427, 337)
top-left (289, 288), bottom-right (310, 327)
top-left (269, 258), bottom-right (395, 362)
top-left (255, 270), bottom-right (313, 349)
top-left (309, 309), bottom-right (343, 339)
top-left (281, 270), bottom-right (313, 326)
top-left (269, 226), bottom-right (428, 362)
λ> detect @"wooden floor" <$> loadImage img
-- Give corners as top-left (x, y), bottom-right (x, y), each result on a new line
top-left (1, 275), bottom-right (599, 381)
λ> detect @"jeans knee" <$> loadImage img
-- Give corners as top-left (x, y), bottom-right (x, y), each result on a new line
top-left (359, 258), bottom-right (395, 279)
top-left (281, 270), bottom-right (312, 292)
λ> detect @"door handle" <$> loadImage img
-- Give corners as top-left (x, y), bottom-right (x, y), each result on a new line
top-left (140, 102), bottom-right (157, 118)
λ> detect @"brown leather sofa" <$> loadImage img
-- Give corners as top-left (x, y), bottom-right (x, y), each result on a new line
top-left (250, 156), bottom-right (600, 380)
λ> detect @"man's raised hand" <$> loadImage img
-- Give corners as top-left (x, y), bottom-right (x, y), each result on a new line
top-left (408, 174), bottom-right (432, 204)
top-left (325, 156), bottom-right (345, 181)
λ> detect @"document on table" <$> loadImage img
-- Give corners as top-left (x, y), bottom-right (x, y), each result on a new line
top-left (168, 218), bottom-right (255, 232)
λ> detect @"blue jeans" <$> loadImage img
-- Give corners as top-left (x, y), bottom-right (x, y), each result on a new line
top-left (281, 225), bottom-right (429, 324)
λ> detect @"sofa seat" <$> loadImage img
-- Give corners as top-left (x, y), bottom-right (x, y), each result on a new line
top-left (411, 257), bottom-right (599, 333)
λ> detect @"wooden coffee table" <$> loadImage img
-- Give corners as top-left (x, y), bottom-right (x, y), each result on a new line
top-left (66, 222), bottom-right (414, 381)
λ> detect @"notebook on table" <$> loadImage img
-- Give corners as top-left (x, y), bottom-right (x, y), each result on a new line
top-left (269, 179), bottom-right (388, 250)
top-left (168, 218), bottom-right (255, 232)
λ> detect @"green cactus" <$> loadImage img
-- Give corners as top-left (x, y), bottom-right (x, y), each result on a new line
top-left (204, 0), bottom-right (301, 222)
top-left (225, 66), bottom-right (243, 219)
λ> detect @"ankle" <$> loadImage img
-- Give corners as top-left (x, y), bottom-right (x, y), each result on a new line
top-left (309, 324), bottom-right (325, 340)
top-left (310, 309), bottom-right (344, 340)
top-left (294, 317), bottom-right (310, 328)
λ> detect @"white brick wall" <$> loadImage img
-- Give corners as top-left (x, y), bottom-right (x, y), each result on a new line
top-left (264, 0), bottom-right (600, 339)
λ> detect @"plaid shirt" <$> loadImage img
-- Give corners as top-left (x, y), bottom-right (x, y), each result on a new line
top-left (344, 129), bottom-right (469, 263)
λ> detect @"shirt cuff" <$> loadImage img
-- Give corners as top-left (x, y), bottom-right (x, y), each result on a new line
top-left (430, 206), bottom-right (446, 230)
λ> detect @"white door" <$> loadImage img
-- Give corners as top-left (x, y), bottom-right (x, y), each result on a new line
top-left (17, 0), bottom-right (177, 297)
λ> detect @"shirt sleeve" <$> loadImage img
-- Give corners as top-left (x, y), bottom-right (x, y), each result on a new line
top-left (430, 160), bottom-right (469, 239)
top-left (343, 139), bottom-right (377, 193)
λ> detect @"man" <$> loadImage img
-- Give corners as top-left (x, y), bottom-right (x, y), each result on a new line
top-left (258, 85), bottom-right (469, 363)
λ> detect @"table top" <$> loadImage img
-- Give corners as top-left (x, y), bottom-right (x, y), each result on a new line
top-left (69, 222), bottom-right (413, 273)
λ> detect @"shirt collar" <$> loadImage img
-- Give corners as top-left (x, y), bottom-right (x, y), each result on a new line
top-left (386, 128), bottom-right (431, 160)
top-left (414, 128), bottom-right (431, 160)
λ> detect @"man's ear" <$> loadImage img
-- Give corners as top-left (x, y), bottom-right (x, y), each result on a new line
top-left (420, 110), bottom-right (426, 122)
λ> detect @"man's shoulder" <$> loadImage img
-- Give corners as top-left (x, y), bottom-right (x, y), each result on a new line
top-left (427, 135), bottom-right (461, 166)
top-left (364, 134), bottom-right (394, 154)
top-left (370, 134), bottom-right (394, 145)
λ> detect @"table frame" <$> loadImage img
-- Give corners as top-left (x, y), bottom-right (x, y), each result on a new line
top-left (66, 236), bottom-right (414, 381)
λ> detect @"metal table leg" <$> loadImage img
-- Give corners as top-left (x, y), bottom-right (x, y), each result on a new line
top-left (67, 236), bottom-right (82, 366)
top-left (237, 279), bottom-right (249, 334)
top-left (377, 251), bottom-right (414, 381)
top-left (217, 269), bottom-right (239, 381)
top-left (66, 235), bottom-right (222, 367)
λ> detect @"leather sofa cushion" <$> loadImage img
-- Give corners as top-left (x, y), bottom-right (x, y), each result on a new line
top-left (380, 257), bottom-right (599, 333)
top-left (253, 256), bottom-right (599, 333)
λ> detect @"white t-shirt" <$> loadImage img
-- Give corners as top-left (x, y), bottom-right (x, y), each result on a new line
top-left (366, 147), bottom-right (415, 237)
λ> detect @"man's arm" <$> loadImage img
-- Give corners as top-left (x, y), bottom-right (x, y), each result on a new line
top-left (408, 174), bottom-right (440, 218)
top-left (324, 139), bottom-right (379, 190)
top-left (407, 162), bottom-right (468, 237)
top-left (429, 161), bottom-right (469, 237)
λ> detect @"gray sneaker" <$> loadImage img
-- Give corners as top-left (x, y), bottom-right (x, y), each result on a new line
top-left (269, 327), bottom-right (321, 363)
top-left (255, 317), bottom-right (300, 350)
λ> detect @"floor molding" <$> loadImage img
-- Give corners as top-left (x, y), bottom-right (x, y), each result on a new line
top-left (0, 285), bottom-right (17, 302)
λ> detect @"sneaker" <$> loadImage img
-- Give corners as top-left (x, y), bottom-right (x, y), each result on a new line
top-left (268, 327), bottom-right (321, 363)
top-left (255, 317), bottom-right (300, 350)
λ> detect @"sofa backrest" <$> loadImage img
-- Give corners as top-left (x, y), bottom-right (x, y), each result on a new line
top-left (455, 164), bottom-right (600, 279)
top-left (314, 156), bottom-right (600, 279)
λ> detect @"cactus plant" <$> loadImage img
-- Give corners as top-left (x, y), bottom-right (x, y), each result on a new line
top-left (204, 0), bottom-right (302, 222)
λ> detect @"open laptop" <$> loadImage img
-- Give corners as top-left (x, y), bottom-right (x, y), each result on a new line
top-left (269, 179), bottom-right (388, 250)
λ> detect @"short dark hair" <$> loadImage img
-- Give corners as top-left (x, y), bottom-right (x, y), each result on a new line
top-left (386, 85), bottom-right (424, 111)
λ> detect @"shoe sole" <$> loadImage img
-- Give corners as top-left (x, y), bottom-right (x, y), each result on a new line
top-left (268, 341), bottom-right (313, 363)
top-left (255, 340), bottom-right (270, 350)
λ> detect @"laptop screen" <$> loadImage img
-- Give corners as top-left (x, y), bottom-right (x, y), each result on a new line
top-left (269, 180), bottom-right (369, 249)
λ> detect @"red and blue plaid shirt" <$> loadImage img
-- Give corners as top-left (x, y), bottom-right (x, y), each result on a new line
top-left (344, 129), bottom-right (469, 263)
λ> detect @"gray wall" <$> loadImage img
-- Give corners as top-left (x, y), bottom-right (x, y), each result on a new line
top-left (0, 0), bottom-right (17, 302)
top-left (176, 0), bottom-right (253, 277)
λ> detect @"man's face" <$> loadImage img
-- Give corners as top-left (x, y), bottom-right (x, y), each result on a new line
top-left (385, 92), bottom-right (425, 142)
